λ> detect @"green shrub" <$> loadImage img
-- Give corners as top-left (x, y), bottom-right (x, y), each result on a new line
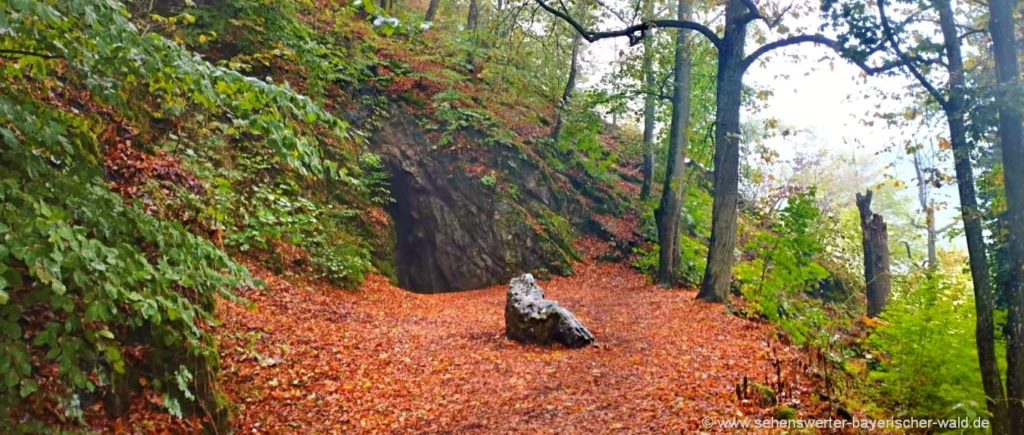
top-left (735, 189), bottom-right (830, 344)
top-left (867, 267), bottom-right (992, 422)
top-left (0, 0), bottom-right (365, 428)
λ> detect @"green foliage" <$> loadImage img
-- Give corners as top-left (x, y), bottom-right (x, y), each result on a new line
top-left (736, 189), bottom-right (830, 344)
top-left (555, 96), bottom-right (619, 183)
top-left (185, 0), bottom-right (378, 99)
top-left (0, 94), bottom-right (247, 425)
top-left (423, 97), bottom-right (501, 148)
top-left (0, 0), bottom-right (381, 428)
top-left (866, 259), bottom-right (993, 423)
top-left (774, 406), bottom-right (797, 420)
top-left (631, 244), bottom-right (661, 276)
top-left (632, 177), bottom-right (711, 286)
top-left (228, 185), bottom-right (320, 252)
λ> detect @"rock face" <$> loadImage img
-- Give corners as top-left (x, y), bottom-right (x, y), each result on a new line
top-left (505, 274), bottom-right (594, 348)
top-left (367, 105), bottom-right (619, 293)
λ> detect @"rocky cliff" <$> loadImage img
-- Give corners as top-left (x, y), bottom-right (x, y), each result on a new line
top-left (369, 106), bottom-right (620, 293)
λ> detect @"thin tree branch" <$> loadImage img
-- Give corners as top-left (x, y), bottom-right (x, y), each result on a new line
top-left (593, 0), bottom-right (631, 25)
top-left (960, 28), bottom-right (988, 40)
top-left (535, 0), bottom-right (722, 48)
top-left (0, 49), bottom-right (60, 60)
top-left (877, 0), bottom-right (950, 111)
top-left (740, 34), bottom-right (905, 75)
top-left (937, 221), bottom-right (957, 234)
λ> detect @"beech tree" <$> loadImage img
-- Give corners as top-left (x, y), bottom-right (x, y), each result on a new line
top-left (640, 0), bottom-right (657, 201)
top-left (550, 33), bottom-right (584, 142)
top-left (536, 0), bottom-right (894, 299)
top-left (653, 0), bottom-right (694, 286)
top-left (988, 0), bottom-right (1024, 430)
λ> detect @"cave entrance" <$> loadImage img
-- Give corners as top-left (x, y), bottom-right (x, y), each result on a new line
top-left (382, 161), bottom-right (510, 294)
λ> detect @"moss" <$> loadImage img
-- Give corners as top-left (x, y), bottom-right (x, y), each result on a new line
top-left (536, 211), bottom-right (580, 263)
top-left (774, 406), bottom-right (797, 420)
top-left (754, 383), bottom-right (777, 407)
top-left (400, 91), bottom-right (427, 109)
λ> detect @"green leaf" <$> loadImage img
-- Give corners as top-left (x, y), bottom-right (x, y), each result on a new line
top-left (19, 379), bottom-right (38, 398)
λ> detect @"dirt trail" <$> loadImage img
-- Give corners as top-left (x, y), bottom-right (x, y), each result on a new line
top-left (216, 252), bottom-right (826, 434)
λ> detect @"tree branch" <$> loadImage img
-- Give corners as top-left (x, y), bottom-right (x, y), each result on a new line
top-left (593, 0), bottom-right (630, 25)
top-left (903, 240), bottom-right (915, 261)
top-left (535, 0), bottom-right (722, 48)
top-left (736, 0), bottom-right (765, 25)
top-left (937, 221), bottom-right (957, 234)
top-left (960, 28), bottom-right (988, 40)
top-left (877, 0), bottom-right (950, 111)
top-left (739, 34), bottom-right (904, 75)
top-left (0, 49), bottom-right (60, 60)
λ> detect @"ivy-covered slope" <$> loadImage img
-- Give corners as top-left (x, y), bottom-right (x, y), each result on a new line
top-left (1, 0), bottom-right (637, 430)
top-left (281, 0), bottom-right (637, 292)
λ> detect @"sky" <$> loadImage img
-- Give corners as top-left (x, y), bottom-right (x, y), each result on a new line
top-left (574, 6), bottom-right (963, 247)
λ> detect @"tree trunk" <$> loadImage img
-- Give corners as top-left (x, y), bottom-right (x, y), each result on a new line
top-left (856, 191), bottom-right (891, 318)
top-left (989, 0), bottom-right (1024, 431)
top-left (654, 0), bottom-right (693, 287)
top-left (934, 1), bottom-right (1009, 430)
top-left (640, 0), bottom-right (656, 201)
top-left (425, 0), bottom-right (441, 21)
top-left (467, 0), bottom-right (479, 30)
top-left (911, 152), bottom-right (938, 269)
top-left (697, 0), bottom-right (746, 303)
top-left (549, 33), bottom-right (582, 143)
top-left (926, 200), bottom-right (937, 268)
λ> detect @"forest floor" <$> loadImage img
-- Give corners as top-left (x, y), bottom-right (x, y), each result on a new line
top-left (213, 237), bottom-right (834, 434)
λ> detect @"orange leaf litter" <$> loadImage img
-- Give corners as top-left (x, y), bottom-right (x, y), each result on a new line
top-left (217, 257), bottom-right (832, 433)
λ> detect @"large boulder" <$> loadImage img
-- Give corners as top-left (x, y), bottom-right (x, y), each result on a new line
top-left (505, 274), bottom-right (594, 348)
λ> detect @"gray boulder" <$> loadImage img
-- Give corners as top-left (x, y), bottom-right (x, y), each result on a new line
top-left (504, 274), bottom-right (594, 348)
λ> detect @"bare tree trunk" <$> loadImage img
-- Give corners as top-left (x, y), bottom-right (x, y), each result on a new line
top-left (467, 0), bottom-right (479, 30)
top-left (640, 0), bottom-right (656, 201)
top-left (549, 33), bottom-right (582, 143)
top-left (426, 0), bottom-right (441, 21)
top-left (856, 191), bottom-right (891, 318)
top-left (911, 152), bottom-right (938, 269)
top-left (989, 0), bottom-right (1024, 430)
top-left (654, 0), bottom-right (693, 287)
top-left (932, 1), bottom-right (1009, 430)
top-left (697, 0), bottom-right (746, 303)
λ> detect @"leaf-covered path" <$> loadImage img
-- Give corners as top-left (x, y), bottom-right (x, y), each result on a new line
top-left (218, 255), bottom-right (824, 433)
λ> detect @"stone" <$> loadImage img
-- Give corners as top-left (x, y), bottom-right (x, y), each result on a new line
top-left (504, 274), bottom-right (594, 348)
top-left (366, 106), bottom-right (616, 293)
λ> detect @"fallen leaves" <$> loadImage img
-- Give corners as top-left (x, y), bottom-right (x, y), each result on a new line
top-left (214, 258), bottom-right (833, 433)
